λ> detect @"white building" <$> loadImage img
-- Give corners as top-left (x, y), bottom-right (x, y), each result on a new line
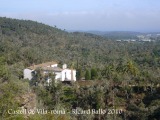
top-left (23, 61), bottom-right (76, 82)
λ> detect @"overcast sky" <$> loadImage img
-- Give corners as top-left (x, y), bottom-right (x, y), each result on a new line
top-left (1, 0), bottom-right (160, 32)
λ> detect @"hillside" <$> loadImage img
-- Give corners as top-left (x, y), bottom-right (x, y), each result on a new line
top-left (85, 31), bottom-right (141, 39)
top-left (0, 17), bottom-right (109, 67)
top-left (0, 17), bottom-right (136, 72)
top-left (0, 17), bottom-right (160, 120)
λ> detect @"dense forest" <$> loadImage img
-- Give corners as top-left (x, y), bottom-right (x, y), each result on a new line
top-left (0, 17), bottom-right (160, 120)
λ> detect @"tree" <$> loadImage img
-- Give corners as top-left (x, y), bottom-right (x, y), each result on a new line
top-left (91, 68), bottom-right (98, 80)
top-left (0, 56), bottom-right (9, 82)
top-left (124, 60), bottom-right (139, 76)
top-left (85, 69), bottom-right (91, 80)
top-left (103, 64), bottom-right (114, 79)
top-left (76, 68), bottom-right (82, 80)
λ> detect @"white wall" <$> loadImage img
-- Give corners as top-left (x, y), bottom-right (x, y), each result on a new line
top-left (72, 70), bottom-right (76, 81)
top-left (46, 64), bottom-right (58, 67)
top-left (55, 72), bottom-right (62, 80)
top-left (61, 69), bottom-right (76, 81)
top-left (23, 69), bottom-right (33, 80)
top-left (62, 64), bottom-right (67, 69)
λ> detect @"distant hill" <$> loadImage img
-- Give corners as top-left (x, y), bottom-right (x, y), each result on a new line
top-left (85, 31), bottom-right (141, 40)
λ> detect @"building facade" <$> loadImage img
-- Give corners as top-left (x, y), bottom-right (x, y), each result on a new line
top-left (23, 61), bottom-right (76, 82)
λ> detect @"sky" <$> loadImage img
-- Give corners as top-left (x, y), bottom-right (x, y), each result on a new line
top-left (1, 0), bottom-right (160, 32)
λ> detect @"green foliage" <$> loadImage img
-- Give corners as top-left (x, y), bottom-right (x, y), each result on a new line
top-left (0, 80), bottom-right (28, 119)
top-left (76, 68), bottom-right (82, 80)
top-left (62, 87), bottom-right (76, 107)
top-left (0, 17), bottom-right (160, 119)
top-left (85, 69), bottom-right (91, 80)
top-left (91, 68), bottom-right (98, 80)
top-left (0, 56), bottom-right (10, 82)
top-left (125, 60), bottom-right (140, 76)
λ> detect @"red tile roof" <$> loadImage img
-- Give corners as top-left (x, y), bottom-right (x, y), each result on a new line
top-left (28, 61), bottom-right (58, 70)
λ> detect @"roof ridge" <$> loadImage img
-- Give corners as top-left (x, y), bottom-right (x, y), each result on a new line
top-left (28, 61), bottom-right (58, 70)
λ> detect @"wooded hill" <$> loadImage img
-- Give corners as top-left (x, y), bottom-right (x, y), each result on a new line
top-left (0, 17), bottom-right (111, 67)
top-left (0, 17), bottom-right (160, 120)
top-left (86, 31), bottom-right (140, 40)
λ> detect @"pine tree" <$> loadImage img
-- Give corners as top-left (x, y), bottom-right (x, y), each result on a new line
top-left (91, 68), bottom-right (98, 80)
top-left (85, 69), bottom-right (91, 80)
top-left (76, 68), bottom-right (82, 80)
top-left (0, 56), bottom-right (9, 82)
